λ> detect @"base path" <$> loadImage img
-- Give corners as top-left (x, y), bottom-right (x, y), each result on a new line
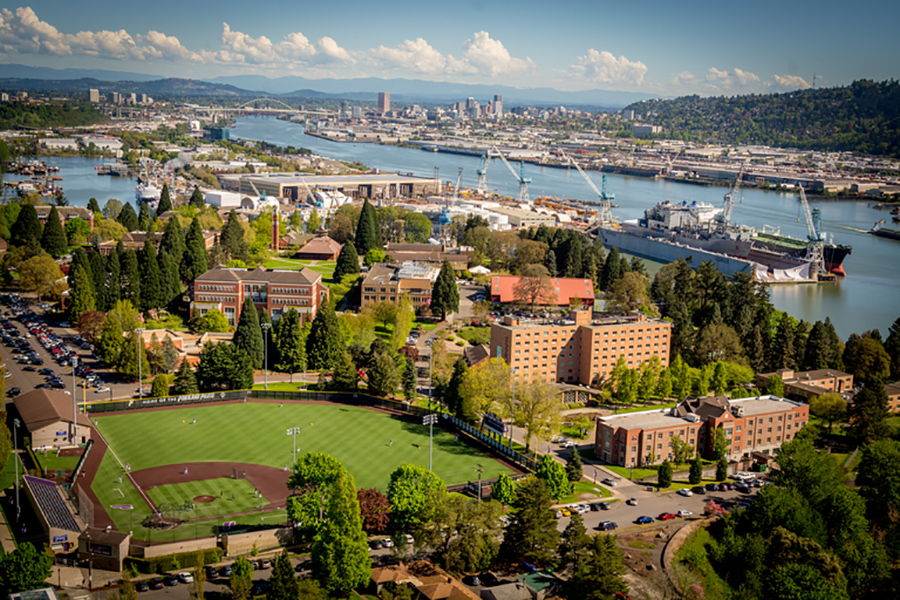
top-left (131, 462), bottom-right (292, 511)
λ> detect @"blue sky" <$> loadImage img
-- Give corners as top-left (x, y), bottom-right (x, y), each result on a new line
top-left (1, 0), bottom-right (897, 95)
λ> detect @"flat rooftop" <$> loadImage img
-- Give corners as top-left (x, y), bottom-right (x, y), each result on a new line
top-left (730, 396), bottom-right (804, 416)
top-left (600, 408), bottom-right (688, 431)
top-left (241, 173), bottom-right (433, 185)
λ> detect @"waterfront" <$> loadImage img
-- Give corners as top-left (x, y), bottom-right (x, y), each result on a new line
top-left (1, 156), bottom-right (138, 208)
top-left (232, 116), bottom-right (899, 339)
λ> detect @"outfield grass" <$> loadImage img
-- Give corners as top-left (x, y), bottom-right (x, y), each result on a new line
top-left (92, 402), bottom-right (515, 539)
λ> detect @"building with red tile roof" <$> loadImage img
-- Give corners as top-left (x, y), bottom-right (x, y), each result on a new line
top-left (490, 275), bottom-right (594, 307)
top-left (294, 235), bottom-right (342, 261)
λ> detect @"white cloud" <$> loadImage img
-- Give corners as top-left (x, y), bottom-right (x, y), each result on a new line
top-left (772, 74), bottom-right (811, 90)
top-left (364, 32), bottom-right (532, 79)
top-left (570, 49), bottom-right (648, 85)
top-left (705, 67), bottom-right (761, 92)
top-left (217, 23), bottom-right (354, 66)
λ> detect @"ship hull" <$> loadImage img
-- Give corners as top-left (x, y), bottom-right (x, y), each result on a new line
top-left (597, 226), bottom-right (756, 278)
top-left (751, 233), bottom-right (851, 276)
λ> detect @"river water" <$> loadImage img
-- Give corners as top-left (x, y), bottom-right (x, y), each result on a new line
top-left (6, 118), bottom-right (896, 339)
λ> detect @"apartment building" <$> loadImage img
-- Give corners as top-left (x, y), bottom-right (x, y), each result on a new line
top-left (361, 263), bottom-right (438, 309)
top-left (490, 275), bottom-right (594, 307)
top-left (191, 266), bottom-right (328, 326)
top-left (595, 395), bottom-right (809, 467)
top-left (34, 206), bottom-right (94, 231)
top-left (97, 230), bottom-right (217, 256)
top-left (489, 310), bottom-right (671, 386)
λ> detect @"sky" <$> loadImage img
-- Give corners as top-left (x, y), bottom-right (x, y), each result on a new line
top-left (0, 0), bottom-right (897, 96)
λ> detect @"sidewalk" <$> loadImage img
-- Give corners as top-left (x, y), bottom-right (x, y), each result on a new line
top-left (0, 490), bottom-right (17, 554)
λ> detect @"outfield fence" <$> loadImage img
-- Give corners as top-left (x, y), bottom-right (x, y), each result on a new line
top-left (83, 388), bottom-right (540, 474)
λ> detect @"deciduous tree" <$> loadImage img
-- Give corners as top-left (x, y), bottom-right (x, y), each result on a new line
top-left (492, 473), bottom-right (516, 505)
top-left (513, 263), bottom-right (555, 312)
top-left (809, 393), bottom-right (847, 434)
top-left (387, 464), bottom-right (446, 533)
top-left (536, 454), bottom-right (570, 501)
top-left (18, 254), bottom-right (64, 299)
top-left (516, 381), bottom-right (561, 451)
top-left (0, 542), bottom-right (54, 595)
top-left (357, 488), bottom-right (390, 534)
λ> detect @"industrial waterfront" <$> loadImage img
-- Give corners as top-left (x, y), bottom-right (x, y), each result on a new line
top-left (230, 116), bottom-right (899, 339)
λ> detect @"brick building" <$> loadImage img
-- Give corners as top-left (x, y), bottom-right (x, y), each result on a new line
top-left (191, 266), bottom-right (328, 326)
top-left (755, 368), bottom-right (854, 401)
top-left (361, 263), bottom-right (438, 309)
top-left (97, 229), bottom-right (217, 256)
top-left (34, 206), bottom-right (94, 231)
top-left (489, 310), bottom-right (671, 386)
top-left (595, 395), bottom-right (809, 467)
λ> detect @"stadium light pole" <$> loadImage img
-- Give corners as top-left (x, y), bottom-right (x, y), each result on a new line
top-left (261, 323), bottom-right (271, 390)
top-left (428, 350), bottom-right (433, 410)
top-left (135, 328), bottom-right (145, 402)
top-left (286, 427), bottom-right (301, 468)
top-left (508, 367), bottom-right (517, 449)
top-left (423, 414), bottom-right (438, 471)
top-left (13, 418), bottom-right (19, 520)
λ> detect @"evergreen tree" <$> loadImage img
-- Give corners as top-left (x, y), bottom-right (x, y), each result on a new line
top-left (117, 202), bottom-right (139, 231)
top-left (849, 381), bottom-right (890, 443)
top-left (67, 265), bottom-right (96, 322)
top-left (566, 449), bottom-right (583, 483)
top-left (11, 203), bottom-right (41, 248)
top-left (402, 357), bottom-right (416, 401)
top-left (307, 300), bottom-right (342, 371)
top-left (157, 249), bottom-right (182, 307)
top-left (430, 260), bottom-right (460, 320)
top-left (87, 197), bottom-right (101, 214)
top-left (119, 248), bottom-right (141, 304)
top-left (40, 206), bottom-right (67, 257)
top-left (333, 239), bottom-right (360, 280)
top-left (268, 551), bottom-right (299, 600)
top-left (656, 367), bottom-right (674, 398)
top-left (770, 313), bottom-right (797, 370)
top-left (233, 297), bottom-right (265, 369)
top-left (311, 472), bottom-right (372, 596)
top-left (100, 250), bottom-right (121, 311)
top-left (220, 209), bottom-right (249, 262)
top-left (492, 473), bottom-right (516, 505)
top-left (157, 184), bottom-right (172, 214)
top-left (331, 351), bottom-right (358, 391)
top-left (138, 238), bottom-right (163, 311)
top-left (712, 362), bottom-right (728, 395)
top-left (823, 317), bottom-right (844, 370)
top-left (181, 218), bottom-right (208, 282)
top-left (137, 202), bottom-right (154, 231)
top-left (275, 308), bottom-right (307, 380)
top-left (189, 186), bottom-right (205, 207)
top-left (715, 457), bottom-right (728, 481)
top-left (689, 455), bottom-right (703, 484)
top-left (885, 317), bottom-right (900, 381)
top-left (500, 476), bottom-right (559, 566)
top-left (367, 349), bottom-right (400, 397)
top-left (354, 199), bottom-right (382, 255)
top-left (444, 358), bottom-right (468, 417)
top-left (160, 216), bottom-right (185, 264)
top-left (196, 342), bottom-right (254, 391)
top-left (307, 209), bottom-right (322, 233)
top-left (658, 459), bottom-right (673, 488)
top-left (599, 247), bottom-right (622, 291)
top-left (544, 248), bottom-right (558, 277)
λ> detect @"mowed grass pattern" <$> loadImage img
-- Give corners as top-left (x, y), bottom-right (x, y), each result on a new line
top-left (147, 478), bottom-right (262, 519)
top-left (94, 403), bottom-right (514, 491)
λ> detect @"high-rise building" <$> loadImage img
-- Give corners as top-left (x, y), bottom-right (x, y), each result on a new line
top-left (378, 92), bottom-right (390, 114)
top-left (493, 94), bottom-right (503, 117)
top-left (89, 89), bottom-right (100, 103)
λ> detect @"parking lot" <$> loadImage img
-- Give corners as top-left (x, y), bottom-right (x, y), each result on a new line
top-left (0, 294), bottom-right (139, 406)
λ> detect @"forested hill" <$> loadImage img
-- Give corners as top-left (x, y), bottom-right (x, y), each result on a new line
top-left (625, 80), bottom-right (900, 157)
top-left (0, 101), bottom-right (105, 130)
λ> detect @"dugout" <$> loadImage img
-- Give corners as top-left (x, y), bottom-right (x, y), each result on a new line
top-left (22, 475), bottom-right (84, 553)
top-left (78, 527), bottom-right (131, 572)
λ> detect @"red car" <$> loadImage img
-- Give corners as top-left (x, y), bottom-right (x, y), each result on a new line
top-left (658, 512), bottom-right (677, 520)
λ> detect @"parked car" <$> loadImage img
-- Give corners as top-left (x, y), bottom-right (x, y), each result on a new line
top-left (705, 483), bottom-right (719, 492)
top-left (204, 566), bottom-right (218, 579)
top-left (635, 516), bottom-right (655, 525)
top-left (658, 512), bottom-right (677, 520)
top-left (598, 520), bottom-right (618, 531)
top-left (219, 565), bottom-right (232, 577)
top-left (735, 483), bottom-right (752, 494)
top-left (677, 510), bottom-right (693, 518)
top-left (135, 580), bottom-right (150, 592)
top-left (692, 486), bottom-right (707, 495)
top-left (479, 572), bottom-right (500, 587)
top-left (149, 578), bottom-right (164, 590)
top-left (677, 488), bottom-right (693, 497)
top-left (6, 387), bottom-right (20, 397)
top-left (626, 498), bottom-right (638, 506)
top-left (163, 575), bottom-right (178, 586)
top-left (462, 575), bottom-right (481, 586)
top-left (601, 477), bottom-right (617, 487)
top-left (177, 572), bottom-right (194, 584)
top-left (95, 387), bottom-right (110, 393)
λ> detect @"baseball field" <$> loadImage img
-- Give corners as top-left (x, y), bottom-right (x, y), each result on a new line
top-left (89, 401), bottom-right (516, 541)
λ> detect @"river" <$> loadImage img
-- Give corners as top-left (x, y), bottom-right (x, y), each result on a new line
top-left (231, 116), bottom-right (898, 340)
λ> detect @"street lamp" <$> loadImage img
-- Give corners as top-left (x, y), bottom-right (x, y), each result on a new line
top-left (286, 427), bottom-right (300, 468)
top-left (261, 323), bottom-right (272, 390)
top-left (13, 418), bottom-right (20, 520)
top-left (85, 529), bottom-right (92, 590)
top-left (135, 328), bottom-right (145, 401)
top-left (423, 414), bottom-right (438, 471)
top-left (475, 463), bottom-right (484, 503)
top-left (72, 359), bottom-right (78, 445)
top-left (508, 367), bottom-right (517, 449)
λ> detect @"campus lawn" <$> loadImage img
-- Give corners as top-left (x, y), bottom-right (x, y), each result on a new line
top-left (261, 258), bottom-right (313, 270)
top-left (556, 481), bottom-right (613, 505)
top-left (456, 327), bottom-right (490, 346)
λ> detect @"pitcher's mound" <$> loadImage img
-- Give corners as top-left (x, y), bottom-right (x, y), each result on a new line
top-left (193, 495), bottom-right (215, 504)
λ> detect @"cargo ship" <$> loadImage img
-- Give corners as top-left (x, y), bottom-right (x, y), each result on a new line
top-left (870, 220), bottom-right (900, 241)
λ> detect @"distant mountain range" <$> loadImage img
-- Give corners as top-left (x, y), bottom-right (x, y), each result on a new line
top-left (0, 63), bottom-right (655, 109)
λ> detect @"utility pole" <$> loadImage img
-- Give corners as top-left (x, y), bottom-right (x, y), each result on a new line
top-left (135, 328), bottom-right (145, 402)
top-left (509, 367), bottom-right (517, 449)
top-left (13, 419), bottom-right (20, 520)
top-left (286, 427), bottom-right (301, 468)
top-left (261, 323), bottom-right (271, 390)
top-left (423, 414), bottom-right (438, 471)
top-left (476, 463), bottom-right (484, 503)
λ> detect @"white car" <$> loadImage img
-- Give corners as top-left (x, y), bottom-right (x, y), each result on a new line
top-left (677, 510), bottom-right (693, 518)
top-left (177, 572), bottom-right (194, 584)
top-left (95, 387), bottom-right (110, 393)
top-left (677, 488), bottom-right (693, 497)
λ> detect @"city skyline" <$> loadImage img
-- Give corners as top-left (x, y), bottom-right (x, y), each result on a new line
top-left (0, 1), bottom-right (897, 97)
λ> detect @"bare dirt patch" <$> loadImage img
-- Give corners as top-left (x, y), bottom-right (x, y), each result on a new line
top-left (193, 495), bottom-right (216, 504)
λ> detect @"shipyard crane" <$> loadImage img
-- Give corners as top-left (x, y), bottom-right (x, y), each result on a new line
top-left (718, 161), bottom-right (746, 230)
top-left (601, 174), bottom-right (615, 202)
top-left (562, 152), bottom-right (614, 223)
top-left (492, 146), bottom-right (531, 203)
top-left (440, 167), bottom-right (462, 243)
top-left (475, 152), bottom-right (491, 195)
top-left (799, 185), bottom-right (825, 276)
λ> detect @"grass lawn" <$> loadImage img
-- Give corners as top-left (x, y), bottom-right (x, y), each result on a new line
top-left (0, 454), bottom-right (21, 490)
top-left (607, 402), bottom-right (677, 415)
top-left (35, 449), bottom-right (82, 474)
top-left (606, 465), bottom-right (658, 480)
top-left (92, 402), bottom-right (515, 539)
top-left (147, 478), bottom-right (263, 519)
top-left (251, 382), bottom-right (308, 391)
top-left (413, 320), bottom-right (439, 331)
top-left (456, 327), bottom-right (489, 346)
top-left (261, 258), bottom-right (313, 270)
top-left (673, 525), bottom-right (732, 600)
top-left (557, 481), bottom-right (613, 505)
